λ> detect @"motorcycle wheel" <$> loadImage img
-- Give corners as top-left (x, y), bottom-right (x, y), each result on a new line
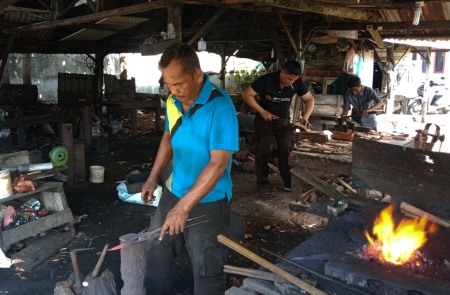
top-left (408, 99), bottom-right (423, 115)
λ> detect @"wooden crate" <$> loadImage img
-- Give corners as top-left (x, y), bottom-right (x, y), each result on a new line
top-left (57, 73), bottom-right (95, 105)
top-left (0, 182), bottom-right (74, 250)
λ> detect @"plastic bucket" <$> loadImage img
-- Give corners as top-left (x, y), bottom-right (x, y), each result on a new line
top-left (89, 166), bottom-right (105, 183)
top-left (0, 170), bottom-right (13, 199)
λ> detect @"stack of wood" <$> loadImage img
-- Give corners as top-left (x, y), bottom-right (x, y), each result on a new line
top-left (295, 139), bottom-right (351, 154)
top-left (297, 176), bottom-right (356, 206)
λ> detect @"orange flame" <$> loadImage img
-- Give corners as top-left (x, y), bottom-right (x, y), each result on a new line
top-left (364, 204), bottom-right (437, 265)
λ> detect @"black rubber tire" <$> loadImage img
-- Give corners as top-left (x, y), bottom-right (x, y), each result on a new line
top-left (408, 100), bottom-right (422, 115)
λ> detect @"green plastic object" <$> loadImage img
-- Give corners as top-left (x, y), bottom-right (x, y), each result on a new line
top-left (0, 109), bottom-right (5, 122)
top-left (49, 146), bottom-right (68, 167)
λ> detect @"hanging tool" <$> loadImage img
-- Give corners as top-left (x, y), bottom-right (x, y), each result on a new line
top-left (108, 215), bottom-right (209, 251)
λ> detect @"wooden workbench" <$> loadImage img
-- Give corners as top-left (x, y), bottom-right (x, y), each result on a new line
top-left (101, 99), bottom-right (162, 135)
top-left (288, 136), bottom-right (414, 202)
top-left (0, 110), bottom-right (66, 149)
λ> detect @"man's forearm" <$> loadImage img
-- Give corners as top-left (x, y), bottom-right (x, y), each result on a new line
top-left (149, 131), bottom-right (173, 182)
top-left (303, 99), bottom-right (314, 120)
top-left (369, 100), bottom-right (385, 112)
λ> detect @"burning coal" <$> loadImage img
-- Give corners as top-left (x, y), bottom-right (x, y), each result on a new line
top-left (364, 204), bottom-right (437, 265)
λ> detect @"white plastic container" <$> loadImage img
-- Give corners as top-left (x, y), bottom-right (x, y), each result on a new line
top-left (0, 170), bottom-right (13, 199)
top-left (89, 166), bottom-right (105, 183)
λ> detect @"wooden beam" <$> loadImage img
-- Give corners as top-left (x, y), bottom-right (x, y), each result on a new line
top-left (167, 4), bottom-right (183, 41)
top-left (222, 0), bottom-right (375, 20)
top-left (277, 12), bottom-right (298, 53)
top-left (57, 0), bottom-right (79, 20)
top-left (269, 25), bottom-right (285, 64)
top-left (0, 0), bottom-right (19, 12)
top-left (38, 0), bottom-right (51, 12)
top-left (4, 0), bottom-right (170, 34)
top-left (187, 6), bottom-right (227, 46)
top-left (368, 30), bottom-right (384, 48)
top-left (0, 34), bottom-right (14, 83)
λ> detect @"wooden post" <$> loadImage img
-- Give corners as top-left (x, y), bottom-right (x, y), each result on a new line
top-left (167, 4), bottom-right (182, 41)
top-left (0, 34), bottom-right (14, 83)
top-left (61, 124), bottom-right (74, 185)
top-left (22, 53), bottom-right (31, 85)
top-left (82, 106), bottom-right (92, 152)
top-left (73, 141), bottom-right (86, 182)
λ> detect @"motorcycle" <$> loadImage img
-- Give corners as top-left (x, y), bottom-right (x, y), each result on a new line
top-left (408, 78), bottom-right (450, 115)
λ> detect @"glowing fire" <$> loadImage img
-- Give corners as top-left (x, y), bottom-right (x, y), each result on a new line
top-left (364, 204), bottom-right (437, 265)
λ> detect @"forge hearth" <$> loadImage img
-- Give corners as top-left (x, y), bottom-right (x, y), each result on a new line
top-left (279, 201), bottom-right (450, 295)
top-left (325, 254), bottom-right (450, 295)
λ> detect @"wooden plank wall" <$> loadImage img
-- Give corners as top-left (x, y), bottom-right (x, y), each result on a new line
top-left (352, 137), bottom-right (450, 220)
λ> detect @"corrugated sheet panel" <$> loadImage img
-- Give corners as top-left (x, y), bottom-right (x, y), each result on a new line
top-left (62, 16), bottom-right (147, 41)
top-left (2, 7), bottom-right (50, 23)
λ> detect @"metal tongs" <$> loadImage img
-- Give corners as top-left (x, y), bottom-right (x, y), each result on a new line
top-left (108, 215), bottom-right (209, 251)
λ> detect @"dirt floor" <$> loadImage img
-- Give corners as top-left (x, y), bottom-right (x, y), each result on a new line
top-left (0, 130), bottom-right (326, 295)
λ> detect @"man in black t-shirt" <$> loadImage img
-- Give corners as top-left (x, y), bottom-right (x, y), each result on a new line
top-left (242, 61), bottom-right (315, 195)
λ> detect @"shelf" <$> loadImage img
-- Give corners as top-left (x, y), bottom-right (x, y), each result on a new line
top-left (0, 182), bottom-right (73, 252)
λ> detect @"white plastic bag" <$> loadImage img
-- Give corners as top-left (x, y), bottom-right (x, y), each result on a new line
top-left (117, 182), bottom-right (162, 207)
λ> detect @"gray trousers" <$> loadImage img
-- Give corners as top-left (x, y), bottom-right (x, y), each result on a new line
top-left (144, 188), bottom-right (230, 295)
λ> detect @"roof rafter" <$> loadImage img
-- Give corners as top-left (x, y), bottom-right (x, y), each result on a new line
top-left (221, 0), bottom-right (376, 20)
top-left (4, 0), bottom-right (172, 34)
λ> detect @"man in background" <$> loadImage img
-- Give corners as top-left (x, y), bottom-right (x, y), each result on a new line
top-left (242, 61), bottom-right (314, 195)
top-left (341, 75), bottom-right (384, 130)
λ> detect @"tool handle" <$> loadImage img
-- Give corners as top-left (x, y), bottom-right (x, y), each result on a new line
top-left (70, 250), bottom-right (82, 290)
top-left (92, 244), bottom-right (109, 278)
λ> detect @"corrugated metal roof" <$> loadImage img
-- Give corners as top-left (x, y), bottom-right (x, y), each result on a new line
top-left (384, 39), bottom-right (450, 50)
top-left (61, 16), bottom-right (147, 41)
top-left (2, 6), bottom-right (50, 23)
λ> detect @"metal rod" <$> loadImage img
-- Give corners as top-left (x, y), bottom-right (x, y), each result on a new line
top-left (261, 248), bottom-right (372, 295)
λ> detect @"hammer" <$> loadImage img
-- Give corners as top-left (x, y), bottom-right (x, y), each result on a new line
top-left (82, 244), bottom-right (110, 287)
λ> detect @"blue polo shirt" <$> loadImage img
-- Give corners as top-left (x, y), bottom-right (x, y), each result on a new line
top-left (251, 71), bottom-right (308, 119)
top-left (165, 74), bottom-right (239, 203)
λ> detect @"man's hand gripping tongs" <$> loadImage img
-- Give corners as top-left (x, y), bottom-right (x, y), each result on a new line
top-left (108, 215), bottom-right (209, 251)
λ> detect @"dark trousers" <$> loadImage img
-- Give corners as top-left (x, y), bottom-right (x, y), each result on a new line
top-left (253, 116), bottom-right (291, 187)
top-left (145, 188), bottom-right (231, 295)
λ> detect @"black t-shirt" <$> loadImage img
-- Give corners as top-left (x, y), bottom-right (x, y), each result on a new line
top-left (250, 71), bottom-right (308, 119)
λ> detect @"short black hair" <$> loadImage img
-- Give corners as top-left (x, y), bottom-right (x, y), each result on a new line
top-left (346, 75), bottom-right (362, 88)
top-left (159, 42), bottom-right (201, 73)
top-left (281, 61), bottom-right (302, 76)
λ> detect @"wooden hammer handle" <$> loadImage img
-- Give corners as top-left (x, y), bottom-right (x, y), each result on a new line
top-left (400, 202), bottom-right (450, 228)
top-left (70, 250), bottom-right (82, 292)
top-left (92, 244), bottom-right (109, 278)
top-left (217, 234), bottom-right (327, 295)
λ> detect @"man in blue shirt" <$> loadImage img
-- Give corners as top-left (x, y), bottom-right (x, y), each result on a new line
top-left (341, 75), bottom-right (384, 130)
top-left (242, 61), bottom-right (314, 195)
top-left (140, 43), bottom-right (239, 295)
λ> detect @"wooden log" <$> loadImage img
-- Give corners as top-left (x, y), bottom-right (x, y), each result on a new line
top-left (217, 234), bottom-right (327, 295)
top-left (290, 167), bottom-right (347, 200)
top-left (223, 265), bottom-right (286, 282)
top-left (120, 233), bottom-right (146, 295)
top-left (400, 202), bottom-right (450, 228)
top-left (334, 176), bottom-right (357, 195)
